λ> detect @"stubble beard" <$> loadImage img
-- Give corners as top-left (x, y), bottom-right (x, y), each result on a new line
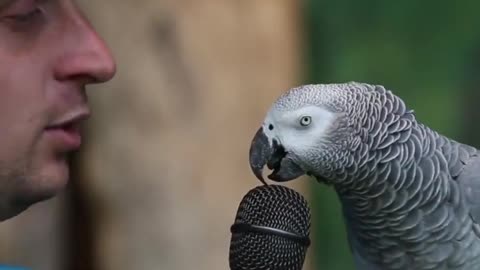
top-left (0, 158), bottom-right (58, 221)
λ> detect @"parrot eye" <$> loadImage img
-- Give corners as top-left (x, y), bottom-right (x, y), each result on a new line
top-left (300, 116), bottom-right (312, 126)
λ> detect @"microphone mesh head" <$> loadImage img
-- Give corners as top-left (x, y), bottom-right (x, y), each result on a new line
top-left (229, 185), bottom-right (311, 270)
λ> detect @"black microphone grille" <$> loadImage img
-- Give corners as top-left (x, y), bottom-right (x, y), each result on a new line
top-left (229, 185), bottom-right (311, 270)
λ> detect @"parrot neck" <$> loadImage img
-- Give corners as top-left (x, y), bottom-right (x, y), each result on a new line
top-left (333, 123), bottom-right (470, 269)
top-left (337, 122), bottom-right (451, 221)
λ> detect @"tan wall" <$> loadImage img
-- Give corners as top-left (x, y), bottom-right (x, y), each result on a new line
top-left (0, 1), bottom-right (311, 269)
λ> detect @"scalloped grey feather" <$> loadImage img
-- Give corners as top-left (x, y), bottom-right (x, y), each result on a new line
top-left (269, 82), bottom-right (480, 270)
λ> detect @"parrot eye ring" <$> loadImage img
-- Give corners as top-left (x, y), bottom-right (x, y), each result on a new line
top-left (300, 116), bottom-right (312, 126)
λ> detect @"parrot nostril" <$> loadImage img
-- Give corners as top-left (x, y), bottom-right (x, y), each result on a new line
top-left (268, 124), bottom-right (274, 130)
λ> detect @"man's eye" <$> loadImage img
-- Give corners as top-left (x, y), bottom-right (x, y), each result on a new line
top-left (7, 8), bottom-right (41, 23)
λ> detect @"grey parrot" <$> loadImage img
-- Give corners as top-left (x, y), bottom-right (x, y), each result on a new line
top-left (248, 82), bottom-right (480, 270)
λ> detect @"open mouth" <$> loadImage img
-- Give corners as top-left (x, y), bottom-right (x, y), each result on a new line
top-left (249, 128), bottom-right (305, 183)
top-left (46, 121), bottom-right (79, 133)
top-left (266, 143), bottom-right (287, 177)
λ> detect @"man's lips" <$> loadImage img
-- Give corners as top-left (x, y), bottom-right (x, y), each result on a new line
top-left (45, 110), bottom-right (90, 151)
top-left (47, 109), bottom-right (90, 128)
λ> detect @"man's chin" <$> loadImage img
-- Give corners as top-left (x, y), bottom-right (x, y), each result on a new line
top-left (15, 182), bottom-right (63, 209)
top-left (0, 184), bottom-right (59, 222)
top-left (18, 158), bottom-right (70, 205)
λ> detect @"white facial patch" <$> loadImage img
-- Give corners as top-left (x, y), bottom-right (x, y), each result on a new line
top-left (263, 105), bottom-right (336, 151)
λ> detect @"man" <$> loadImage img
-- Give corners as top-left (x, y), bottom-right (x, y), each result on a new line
top-left (0, 0), bottom-right (116, 221)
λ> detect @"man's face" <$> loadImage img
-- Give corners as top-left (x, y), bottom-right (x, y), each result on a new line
top-left (0, 0), bottom-right (116, 219)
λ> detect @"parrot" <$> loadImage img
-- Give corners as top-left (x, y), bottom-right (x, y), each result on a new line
top-left (248, 82), bottom-right (480, 270)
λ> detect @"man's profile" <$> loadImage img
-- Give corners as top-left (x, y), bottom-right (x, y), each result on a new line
top-left (0, 0), bottom-right (116, 221)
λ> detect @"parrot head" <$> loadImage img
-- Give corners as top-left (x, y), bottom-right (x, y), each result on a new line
top-left (249, 82), bottom-right (369, 185)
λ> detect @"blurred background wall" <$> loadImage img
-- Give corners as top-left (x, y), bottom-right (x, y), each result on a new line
top-left (1, 1), bottom-right (480, 270)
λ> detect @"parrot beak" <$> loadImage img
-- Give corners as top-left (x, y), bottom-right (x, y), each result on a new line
top-left (249, 127), bottom-right (305, 184)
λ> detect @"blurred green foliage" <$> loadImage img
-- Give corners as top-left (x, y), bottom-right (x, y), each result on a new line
top-left (303, 1), bottom-right (480, 269)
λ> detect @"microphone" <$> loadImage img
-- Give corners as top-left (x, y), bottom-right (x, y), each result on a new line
top-left (229, 185), bottom-right (311, 270)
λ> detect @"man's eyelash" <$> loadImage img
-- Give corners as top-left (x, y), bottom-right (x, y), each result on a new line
top-left (9, 8), bottom-right (41, 22)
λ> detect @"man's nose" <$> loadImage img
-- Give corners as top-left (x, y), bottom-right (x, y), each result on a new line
top-left (54, 12), bottom-right (116, 84)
